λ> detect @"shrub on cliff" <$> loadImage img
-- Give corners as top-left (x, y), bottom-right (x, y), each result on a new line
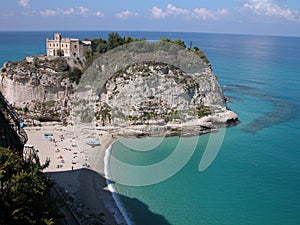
top-left (160, 38), bottom-right (187, 48)
top-left (50, 57), bottom-right (70, 72)
top-left (68, 67), bottom-right (82, 84)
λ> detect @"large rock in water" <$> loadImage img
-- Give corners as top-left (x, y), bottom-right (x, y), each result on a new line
top-left (75, 41), bottom-right (238, 136)
top-left (0, 41), bottom-right (238, 135)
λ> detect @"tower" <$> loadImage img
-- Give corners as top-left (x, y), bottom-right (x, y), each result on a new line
top-left (54, 33), bottom-right (61, 41)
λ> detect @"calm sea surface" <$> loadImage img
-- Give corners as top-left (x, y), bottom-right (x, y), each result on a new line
top-left (1, 31), bottom-right (300, 225)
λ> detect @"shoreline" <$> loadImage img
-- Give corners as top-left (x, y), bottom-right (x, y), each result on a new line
top-left (104, 143), bottom-right (135, 225)
top-left (25, 125), bottom-right (127, 225)
top-left (24, 115), bottom-right (238, 225)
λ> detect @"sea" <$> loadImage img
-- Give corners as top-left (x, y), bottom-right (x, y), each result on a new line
top-left (1, 31), bottom-right (300, 225)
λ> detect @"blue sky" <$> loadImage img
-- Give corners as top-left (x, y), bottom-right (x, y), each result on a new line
top-left (0, 0), bottom-right (300, 36)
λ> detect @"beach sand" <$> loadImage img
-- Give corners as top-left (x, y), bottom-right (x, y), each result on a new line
top-left (25, 125), bottom-right (125, 225)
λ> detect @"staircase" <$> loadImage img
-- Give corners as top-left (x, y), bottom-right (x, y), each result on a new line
top-left (0, 91), bottom-right (27, 155)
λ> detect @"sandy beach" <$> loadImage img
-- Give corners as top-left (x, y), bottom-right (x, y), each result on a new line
top-left (25, 125), bottom-right (126, 225)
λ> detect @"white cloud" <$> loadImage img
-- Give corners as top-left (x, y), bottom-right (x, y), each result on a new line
top-left (39, 6), bottom-right (104, 18)
top-left (243, 0), bottom-right (300, 21)
top-left (192, 8), bottom-right (227, 20)
top-left (166, 4), bottom-right (190, 17)
top-left (77, 6), bottom-right (89, 15)
top-left (151, 4), bottom-right (190, 19)
top-left (40, 9), bottom-right (58, 17)
top-left (151, 4), bottom-right (189, 19)
top-left (18, 0), bottom-right (30, 8)
top-left (95, 11), bottom-right (104, 18)
top-left (116, 10), bottom-right (138, 19)
top-left (151, 4), bottom-right (226, 20)
top-left (62, 8), bottom-right (75, 16)
top-left (151, 6), bottom-right (167, 19)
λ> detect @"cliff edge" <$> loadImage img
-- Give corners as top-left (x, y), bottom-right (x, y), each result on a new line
top-left (72, 41), bottom-right (238, 136)
top-left (0, 40), bottom-right (238, 136)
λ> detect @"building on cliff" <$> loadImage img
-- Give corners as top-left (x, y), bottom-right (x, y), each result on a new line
top-left (0, 91), bottom-right (27, 155)
top-left (46, 33), bottom-right (91, 58)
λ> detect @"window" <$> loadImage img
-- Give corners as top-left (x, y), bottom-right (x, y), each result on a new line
top-left (49, 43), bottom-right (51, 47)
top-left (62, 44), bottom-right (64, 47)
top-left (74, 44), bottom-right (77, 49)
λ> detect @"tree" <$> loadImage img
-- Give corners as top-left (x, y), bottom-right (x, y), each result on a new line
top-left (124, 36), bottom-right (134, 44)
top-left (107, 32), bottom-right (124, 50)
top-left (160, 38), bottom-right (186, 48)
top-left (68, 67), bottom-right (82, 84)
top-left (0, 147), bottom-right (54, 225)
top-left (91, 38), bottom-right (107, 53)
top-left (84, 49), bottom-right (92, 60)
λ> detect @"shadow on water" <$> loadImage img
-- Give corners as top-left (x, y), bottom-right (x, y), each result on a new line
top-left (47, 168), bottom-right (171, 225)
top-left (117, 195), bottom-right (172, 225)
top-left (223, 84), bottom-right (298, 133)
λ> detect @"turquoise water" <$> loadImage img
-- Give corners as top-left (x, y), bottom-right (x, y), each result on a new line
top-left (109, 34), bottom-right (300, 225)
top-left (1, 31), bottom-right (300, 225)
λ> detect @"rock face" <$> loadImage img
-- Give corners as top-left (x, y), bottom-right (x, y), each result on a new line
top-left (73, 41), bottom-right (238, 136)
top-left (1, 41), bottom-right (238, 136)
top-left (0, 57), bottom-right (78, 123)
top-left (100, 62), bottom-right (224, 122)
top-left (94, 61), bottom-right (238, 136)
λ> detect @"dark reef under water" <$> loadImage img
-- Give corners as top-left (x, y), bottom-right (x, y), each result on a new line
top-left (223, 84), bottom-right (297, 133)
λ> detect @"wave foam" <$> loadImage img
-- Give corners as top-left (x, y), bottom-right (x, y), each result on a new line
top-left (104, 143), bottom-right (135, 225)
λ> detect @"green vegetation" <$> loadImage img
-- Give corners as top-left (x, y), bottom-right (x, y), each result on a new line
top-left (107, 32), bottom-right (124, 50)
top-left (0, 147), bottom-right (55, 225)
top-left (68, 67), bottom-right (82, 84)
top-left (42, 100), bottom-right (56, 108)
top-left (50, 57), bottom-right (70, 72)
top-left (82, 32), bottom-right (205, 72)
top-left (23, 106), bottom-right (29, 113)
top-left (160, 38), bottom-right (187, 48)
top-left (84, 32), bottom-right (145, 71)
top-left (80, 106), bottom-right (94, 123)
top-left (196, 105), bottom-right (212, 118)
top-left (95, 103), bottom-right (112, 126)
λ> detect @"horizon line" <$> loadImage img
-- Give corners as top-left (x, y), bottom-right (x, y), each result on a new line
top-left (0, 29), bottom-right (300, 38)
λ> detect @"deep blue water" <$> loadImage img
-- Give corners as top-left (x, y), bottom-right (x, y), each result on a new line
top-left (1, 31), bottom-right (300, 225)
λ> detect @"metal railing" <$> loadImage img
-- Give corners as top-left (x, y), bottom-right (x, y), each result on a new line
top-left (0, 91), bottom-right (28, 148)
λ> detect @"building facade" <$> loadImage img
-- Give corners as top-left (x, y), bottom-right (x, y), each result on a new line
top-left (46, 33), bottom-right (91, 58)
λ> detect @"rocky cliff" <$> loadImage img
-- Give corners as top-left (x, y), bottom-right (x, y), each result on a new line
top-left (73, 41), bottom-right (238, 136)
top-left (0, 41), bottom-right (238, 136)
top-left (0, 56), bottom-right (82, 124)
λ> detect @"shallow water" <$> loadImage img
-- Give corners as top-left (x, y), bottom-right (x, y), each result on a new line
top-left (108, 33), bottom-right (300, 225)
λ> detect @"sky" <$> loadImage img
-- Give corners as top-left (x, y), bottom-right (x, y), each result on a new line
top-left (0, 0), bottom-right (300, 36)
